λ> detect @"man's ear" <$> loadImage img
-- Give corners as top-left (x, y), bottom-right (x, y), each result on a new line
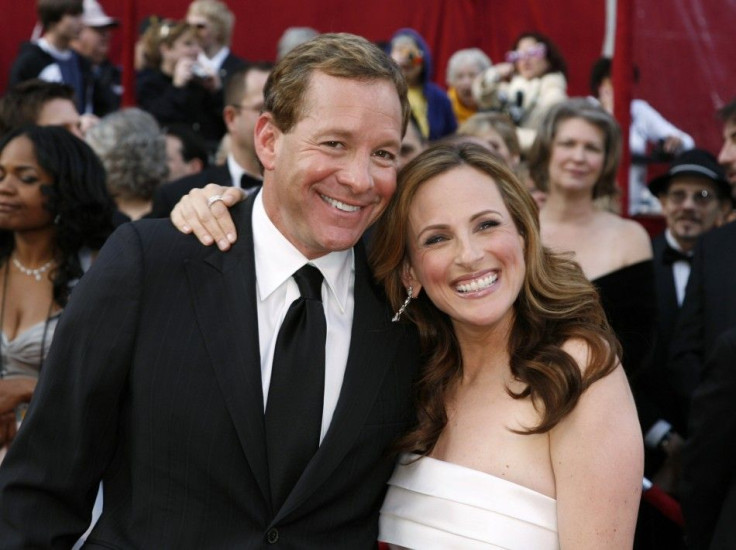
top-left (254, 113), bottom-right (279, 171)
top-left (400, 260), bottom-right (421, 298)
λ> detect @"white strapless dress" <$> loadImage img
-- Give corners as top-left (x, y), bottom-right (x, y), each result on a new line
top-left (379, 454), bottom-right (559, 549)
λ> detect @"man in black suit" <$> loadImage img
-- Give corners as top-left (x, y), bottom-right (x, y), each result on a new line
top-left (638, 149), bottom-right (731, 458)
top-left (677, 98), bottom-right (736, 549)
top-left (633, 149), bottom-right (731, 549)
top-left (0, 33), bottom-right (418, 548)
top-left (681, 326), bottom-right (736, 550)
top-left (668, 107), bottom-right (736, 415)
top-left (150, 63), bottom-right (271, 218)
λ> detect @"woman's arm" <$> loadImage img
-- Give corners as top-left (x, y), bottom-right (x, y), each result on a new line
top-left (170, 184), bottom-right (246, 249)
top-left (550, 340), bottom-right (644, 549)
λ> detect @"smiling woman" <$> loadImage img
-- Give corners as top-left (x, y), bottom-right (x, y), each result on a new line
top-left (0, 125), bottom-right (114, 457)
top-left (370, 142), bottom-right (643, 549)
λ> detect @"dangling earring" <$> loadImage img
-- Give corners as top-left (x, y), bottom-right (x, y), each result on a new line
top-left (392, 286), bottom-right (413, 323)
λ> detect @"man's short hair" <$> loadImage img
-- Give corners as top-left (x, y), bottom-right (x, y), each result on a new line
top-left (264, 33), bottom-right (410, 136)
top-left (187, 0), bottom-right (235, 48)
top-left (38, 0), bottom-right (84, 30)
top-left (165, 123), bottom-right (210, 168)
top-left (717, 98), bottom-right (736, 125)
top-left (0, 79), bottom-right (76, 135)
top-left (224, 62), bottom-right (274, 107)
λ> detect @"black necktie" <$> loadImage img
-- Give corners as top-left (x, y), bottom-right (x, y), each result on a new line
top-left (265, 264), bottom-right (326, 510)
top-left (662, 245), bottom-right (692, 265)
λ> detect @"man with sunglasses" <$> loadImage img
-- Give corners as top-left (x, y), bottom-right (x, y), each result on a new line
top-left (633, 149), bottom-right (731, 549)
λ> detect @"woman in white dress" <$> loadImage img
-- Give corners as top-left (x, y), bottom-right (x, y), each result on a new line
top-left (369, 142), bottom-right (643, 549)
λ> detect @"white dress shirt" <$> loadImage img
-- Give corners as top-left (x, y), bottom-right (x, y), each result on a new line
top-left (664, 229), bottom-right (692, 307)
top-left (252, 191), bottom-right (355, 443)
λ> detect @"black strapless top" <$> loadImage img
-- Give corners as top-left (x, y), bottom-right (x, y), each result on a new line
top-left (592, 259), bottom-right (656, 378)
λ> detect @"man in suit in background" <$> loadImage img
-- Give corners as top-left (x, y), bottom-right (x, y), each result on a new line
top-left (678, 97), bottom-right (736, 550)
top-left (633, 149), bottom-right (731, 549)
top-left (668, 99), bottom-right (736, 417)
top-left (150, 62), bottom-right (271, 217)
top-left (0, 33), bottom-right (418, 547)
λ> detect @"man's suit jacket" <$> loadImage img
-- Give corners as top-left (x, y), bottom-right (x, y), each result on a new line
top-left (681, 326), bottom-right (736, 550)
top-left (635, 234), bottom-right (689, 438)
top-left (218, 53), bottom-right (248, 87)
top-left (668, 221), bottom-right (736, 418)
top-left (0, 194), bottom-right (419, 548)
top-left (150, 164), bottom-right (234, 218)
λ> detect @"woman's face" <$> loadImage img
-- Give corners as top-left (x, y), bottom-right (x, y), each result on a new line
top-left (548, 117), bottom-right (606, 197)
top-left (513, 37), bottom-right (550, 80)
top-left (162, 30), bottom-right (200, 66)
top-left (404, 165), bottom-right (526, 336)
top-left (0, 135), bottom-right (55, 232)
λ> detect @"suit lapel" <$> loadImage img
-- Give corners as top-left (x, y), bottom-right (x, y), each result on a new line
top-left (273, 241), bottom-right (403, 522)
top-left (185, 195), bottom-right (271, 504)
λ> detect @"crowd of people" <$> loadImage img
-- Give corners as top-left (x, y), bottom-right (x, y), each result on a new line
top-left (0, 0), bottom-right (735, 548)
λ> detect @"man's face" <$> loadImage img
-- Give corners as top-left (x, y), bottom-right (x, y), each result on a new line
top-left (186, 13), bottom-right (217, 52)
top-left (228, 69), bottom-right (269, 159)
top-left (718, 117), bottom-right (736, 193)
top-left (659, 177), bottom-right (727, 248)
top-left (259, 72), bottom-right (402, 259)
top-left (73, 26), bottom-right (111, 65)
top-left (36, 98), bottom-right (83, 139)
top-left (55, 13), bottom-right (84, 44)
top-left (165, 135), bottom-right (197, 181)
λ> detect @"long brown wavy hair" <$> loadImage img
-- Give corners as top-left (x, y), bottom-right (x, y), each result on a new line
top-left (369, 143), bottom-right (621, 455)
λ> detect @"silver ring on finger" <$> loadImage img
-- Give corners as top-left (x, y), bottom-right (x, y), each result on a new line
top-left (206, 194), bottom-right (225, 208)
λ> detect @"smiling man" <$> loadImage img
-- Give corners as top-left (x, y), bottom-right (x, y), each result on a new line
top-left (0, 33), bottom-right (419, 548)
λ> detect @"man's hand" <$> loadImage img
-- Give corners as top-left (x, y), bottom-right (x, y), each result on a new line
top-left (170, 183), bottom-right (245, 250)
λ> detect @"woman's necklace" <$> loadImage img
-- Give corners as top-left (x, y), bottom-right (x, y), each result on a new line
top-left (12, 255), bottom-right (55, 282)
top-left (0, 259), bottom-right (55, 376)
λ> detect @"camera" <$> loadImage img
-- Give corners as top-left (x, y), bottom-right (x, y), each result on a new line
top-left (191, 62), bottom-right (209, 79)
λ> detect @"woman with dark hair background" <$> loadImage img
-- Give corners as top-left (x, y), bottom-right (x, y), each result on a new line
top-left (0, 125), bottom-right (115, 456)
top-left (473, 31), bottom-right (568, 152)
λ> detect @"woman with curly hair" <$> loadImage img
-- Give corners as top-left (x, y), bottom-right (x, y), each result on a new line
top-left (0, 125), bottom-right (115, 454)
top-left (370, 143), bottom-right (642, 548)
top-left (86, 107), bottom-right (168, 221)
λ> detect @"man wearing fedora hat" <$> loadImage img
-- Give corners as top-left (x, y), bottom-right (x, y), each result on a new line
top-left (71, 0), bottom-right (121, 116)
top-left (633, 149), bottom-right (731, 548)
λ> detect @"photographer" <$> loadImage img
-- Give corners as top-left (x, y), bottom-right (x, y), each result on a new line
top-left (136, 18), bottom-right (225, 154)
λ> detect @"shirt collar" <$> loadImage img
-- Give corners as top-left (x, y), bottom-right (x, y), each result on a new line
top-left (226, 154), bottom-right (245, 188)
top-left (198, 47), bottom-right (230, 71)
top-left (252, 191), bottom-right (353, 312)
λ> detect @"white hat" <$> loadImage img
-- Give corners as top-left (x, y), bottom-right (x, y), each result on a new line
top-left (83, 0), bottom-right (119, 28)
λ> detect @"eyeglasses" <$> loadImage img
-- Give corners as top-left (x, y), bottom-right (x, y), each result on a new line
top-left (505, 43), bottom-right (547, 63)
top-left (665, 188), bottom-right (717, 206)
